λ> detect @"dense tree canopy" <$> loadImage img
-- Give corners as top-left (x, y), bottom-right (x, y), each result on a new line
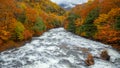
top-left (65, 0), bottom-right (120, 47)
top-left (0, 0), bottom-right (65, 51)
top-left (1, 0), bottom-right (120, 51)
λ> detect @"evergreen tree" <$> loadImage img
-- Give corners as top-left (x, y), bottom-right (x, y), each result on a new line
top-left (115, 16), bottom-right (120, 30)
top-left (67, 13), bottom-right (79, 33)
top-left (80, 8), bottom-right (99, 37)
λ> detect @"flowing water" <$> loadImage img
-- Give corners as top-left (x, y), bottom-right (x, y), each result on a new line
top-left (0, 28), bottom-right (120, 68)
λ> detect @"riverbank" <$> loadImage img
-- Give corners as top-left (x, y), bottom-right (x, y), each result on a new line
top-left (79, 36), bottom-right (120, 51)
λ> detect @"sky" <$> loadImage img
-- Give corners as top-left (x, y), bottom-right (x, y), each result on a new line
top-left (51, 0), bottom-right (88, 4)
top-left (51, 0), bottom-right (88, 9)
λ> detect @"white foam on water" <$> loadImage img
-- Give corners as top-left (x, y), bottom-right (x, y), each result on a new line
top-left (0, 28), bottom-right (120, 68)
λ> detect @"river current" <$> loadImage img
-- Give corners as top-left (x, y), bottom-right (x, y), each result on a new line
top-left (0, 28), bottom-right (120, 68)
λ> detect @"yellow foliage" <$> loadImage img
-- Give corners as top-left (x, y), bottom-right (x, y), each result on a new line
top-left (108, 8), bottom-right (120, 18)
top-left (75, 18), bottom-right (84, 27)
top-left (0, 30), bottom-right (11, 41)
top-left (81, 32), bottom-right (86, 36)
top-left (19, 2), bottom-right (27, 9)
top-left (0, 0), bottom-right (66, 51)
top-left (94, 14), bottom-right (108, 29)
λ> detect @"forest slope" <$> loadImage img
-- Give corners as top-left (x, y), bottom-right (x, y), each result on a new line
top-left (64, 0), bottom-right (120, 50)
top-left (0, 0), bottom-right (65, 51)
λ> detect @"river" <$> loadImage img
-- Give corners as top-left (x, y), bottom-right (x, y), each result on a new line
top-left (0, 28), bottom-right (120, 68)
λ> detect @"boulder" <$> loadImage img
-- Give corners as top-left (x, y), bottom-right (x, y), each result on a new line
top-left (85, 53), bottom-right (94, 66)
top-left (100, 50), bottom-right (110, 61)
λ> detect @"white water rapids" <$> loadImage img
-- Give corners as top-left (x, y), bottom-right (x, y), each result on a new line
top-left (0, 28), bottom-right (120, 68)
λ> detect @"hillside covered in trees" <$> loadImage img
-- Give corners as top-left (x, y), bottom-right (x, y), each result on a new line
top-left (64, 0), bottom-right (120, 50)
top-left (0, 0), bottom-right (120, 52)
top-left (0, 0), bottom-right (65, 51)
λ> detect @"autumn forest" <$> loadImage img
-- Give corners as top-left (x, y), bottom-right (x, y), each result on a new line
top-left (0, 0), bottom-right (120, 52)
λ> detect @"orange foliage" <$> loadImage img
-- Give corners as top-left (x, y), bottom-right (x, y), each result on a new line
top-left (0, 0), bottom-right (18, 41)
top-left (71, 0), bottom-right (120, 47)
top-left (72, 0), bottom-right (99, 19)
top-left (64, 20), bottom-right (69, 29)
top-left (0, 39), bottom-right (3, 45)
top-left (25, 7), bottom-right (38, 23)
top-left (0, 0), bottom-right (65, 51)
top-left (23, 30), bottom-right (33, 40)
top-left (95, 28), bottom-right (120, 43)
top-left (99, 0), bottom-right (120, 14)
top-left (94, 8), bottom-right (120, 43)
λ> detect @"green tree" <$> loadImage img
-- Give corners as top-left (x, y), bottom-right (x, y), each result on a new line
top-left (13, 21), bottom-right (25, 41)
top-left (67, 13), bottom-right (79, 33)
top-left (115, 16), bottom-right (120, 30)
top-left (32, 17), bottom-right (46, 32)
top-left (85, 8), bottom-right (99, 24)
top-left (80, 24), bottom-right (97, 37)
top-left (80, 8), bottom-right (99, 37)
top-left (51, 20), bottom-right (62, 28)
top-left (17, 11), bottom-right (27, 23)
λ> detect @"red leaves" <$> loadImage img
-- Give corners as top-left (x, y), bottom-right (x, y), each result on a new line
top-left (23, 30), bottom-right (33, 40)
top-left (100, 0), bottom-right (120, 14)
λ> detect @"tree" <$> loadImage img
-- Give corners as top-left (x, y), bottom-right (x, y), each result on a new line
top-left (115, 16), bottom-right (120, 30)
top-left (51, 20), bottom-right (61, 28)
top-left (25, 7), bottom-right (38, 23)
top-left (94, 8), bottom-right (120, 43)
top-left (17, 11), bottom-right (27, 23)
top-left (85, 8), bottom-right (99, 24)
top-left (13, 21), bottom-right (25, 41)
top-left (99, 0), bottom-right (120, 14)
top-left (79, 8), bottom-right (99, 37)
top-left (32, 17), bottom-right (46, 33)
top-left (23, 29), bottom-right (33, 40)
top-left (67, 13), bottom-right (79, 33)
top-left (94, 14), bottom-right (108, 29)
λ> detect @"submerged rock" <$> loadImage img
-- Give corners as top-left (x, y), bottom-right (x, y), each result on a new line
top-left (85, 53), bottom-right (94, 66)
top-left (100, 50), bottom-right (110, 61)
